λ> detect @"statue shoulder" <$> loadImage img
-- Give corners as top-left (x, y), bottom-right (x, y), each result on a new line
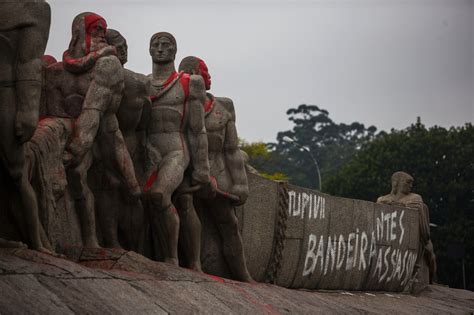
top-left (215, 97), bottom-right (235, 121)
top-left (188, 74), bottom-right (205, 99)
top-left (45, 62), bottom-right (64, 85)
top-left (407, 193), bottom-right (423, 203)
top-left (376, 194), bottom-right (392, 204)
top-left (95, 55), bottom-right (122, 74)
top-left (94, 55), bottom-right (123, 84)
top-left (189, 74), bottom-right (205, 89)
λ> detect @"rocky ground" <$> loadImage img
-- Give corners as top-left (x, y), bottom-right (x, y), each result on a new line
top-left (0, 248), bottom-right (473, 314)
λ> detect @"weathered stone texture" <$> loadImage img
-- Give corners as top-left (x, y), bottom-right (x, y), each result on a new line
top-left (0, 249), bottom-right (473, 314)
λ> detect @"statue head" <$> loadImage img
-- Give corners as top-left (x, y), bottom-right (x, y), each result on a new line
top-left (68, 12), bottom-right (108, 58)
top-left (390, 171), bottom-right (414, 195)
top-left (149, 32), bottom-right (177, 64)
top-left (178, 56), bottom-right (211, 90)
top-left (106, 29), bottom-right (127, 65)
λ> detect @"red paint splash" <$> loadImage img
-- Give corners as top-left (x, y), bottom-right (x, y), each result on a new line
top-left (207, 274), bottom-right (225, 283)
top-left (150, 71), bottom-right (180, 102)
top-left (143, 170), bottom-right (158, 192)
top-left (197, 58), bottom-right (211, 90)
top-left (84, 13), bottom-right (107, 54)
top-left (204, 97), bottom-right (215, 114)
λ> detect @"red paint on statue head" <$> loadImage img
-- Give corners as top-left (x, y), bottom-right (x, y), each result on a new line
top-left (197, 58), bottom-right (211, 90)
top-left (84, 13), bottom-right (107, 54)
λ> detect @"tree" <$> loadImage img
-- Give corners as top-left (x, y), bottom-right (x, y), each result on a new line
top-left (246, 104), bottom-right (376, 189)
top-left (324, 121), bottom-right (474, 290)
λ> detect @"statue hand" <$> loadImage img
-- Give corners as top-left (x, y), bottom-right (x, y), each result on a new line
top-left (193, 177), bottom-right (216, 200)
top-left (230, 184), bottom-right (249, 206)
top-left (15, 110), bottom-right (38, 144)
top-left (96, 45), bottom-right (117, 59)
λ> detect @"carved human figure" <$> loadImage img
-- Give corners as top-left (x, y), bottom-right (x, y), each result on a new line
top-left (145, 33), bottom-right (210, 265)
top-left (89, 29), bottom-right (150, 249)
top-left (0, 1), bottom-right (53, 253)
top-left (45, 12), bottom-right (140, 248)
top-left (377, 171), bottom-right (437, 286)
top-left (177, 56), bottom-right (253, 282)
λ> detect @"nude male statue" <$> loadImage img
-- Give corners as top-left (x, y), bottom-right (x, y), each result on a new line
top-left (177, 56), bottom-right (253, 282)
top-left (377, 171), bottom-right (437, 287)
top-left (144, 33), bottom-right (210, 265)
top-left (89, 29), bottom-right (150, 249)
top-left (0, 1), bottom-right (53, 253)
top-left (45, 12), bottom-right (140, 248)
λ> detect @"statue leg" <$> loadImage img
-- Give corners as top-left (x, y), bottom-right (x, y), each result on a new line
top-left (68, 152), bottom-right (99, 248)
top-left (209, 198), bottom-right (253, 282)
top-left (0, 88), bottom-right (51, 254)
top-left (96, 188), bottom-right (121, 248)
top-left (148, 152), bottom-right (186, 265)
top-left (100, 127), bottom-right (140, 196)
top-left (176, 192), bottom-right (202, 272)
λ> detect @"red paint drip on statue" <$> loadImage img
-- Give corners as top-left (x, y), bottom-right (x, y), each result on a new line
top-left (143, 170), bottom-right (158, 192)
top-left (204, 98), bottom-right (214, 114)
top-left (149, 71), bottom-right (180, 103)
top-left (178, 72), bottom-right (190, 151)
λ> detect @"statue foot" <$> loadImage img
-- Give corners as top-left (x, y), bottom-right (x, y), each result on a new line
top-left (164, 257), bottom-right (179, 266)
top-left (35, 246), bottom-right (56, 256)
top-left (106, 241), bottom-right (122, 249)
top-left (188, 262), bottom-right (203, 273)
top-left (83, 239), bottom-right (101, 248)
top-left (239, 274), bottom-right (256, 283)
top-left (0, 238), bottom-right (27, 249)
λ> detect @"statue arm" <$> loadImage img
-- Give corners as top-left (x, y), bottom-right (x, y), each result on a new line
top-left (15, 2), bottom-right (51, 143)
top-left (222, 98), bottom-right (249, 205)
top-left (186, 75), bottom-right (210, 185)
top-left (67, 56), bottom-right (124, 162)
top-left (62, 46), bottom-right (116, 74)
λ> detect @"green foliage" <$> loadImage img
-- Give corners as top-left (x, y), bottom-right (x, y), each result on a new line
top-left (260, 172), bottom-right (289, 181)
top-left (324, 122), bottom-right (474, 290)
top-left (267, 104), bottom-right (376, 189)
top-left (240, 140), bottom-right (270, 159)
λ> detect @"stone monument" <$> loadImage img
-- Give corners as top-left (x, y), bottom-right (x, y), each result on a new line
top-left (144, 33), bottom-right (210, 265)
top-left (377, 171), bottom-right (437, 290)
top-left (177, 56), bottom-right (253, 281)
top-left (45, 12), bottom-right (140, 248)
top-left (0, 0), bottom-right (52, 253)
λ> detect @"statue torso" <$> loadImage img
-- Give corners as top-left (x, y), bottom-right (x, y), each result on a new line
top-left (147, 73), bottom-right (187, 155)
top-left (117, 69), bottom-right (147, 135)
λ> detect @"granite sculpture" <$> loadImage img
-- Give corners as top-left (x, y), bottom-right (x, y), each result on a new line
top-left (144, 33), bottom-right (210, 265)
top-left (177, 56), bottom-right (253, 281)
top-left (87, 28), bottom-right (150, 250)
top-left (45, 12), bottom-right (140, 248)
top-left (0, 1), bottom-right (52, 253)
top-left (0, 3), bottom-right (437, 295)
top-left (377, 171), bottom-right (437, 290)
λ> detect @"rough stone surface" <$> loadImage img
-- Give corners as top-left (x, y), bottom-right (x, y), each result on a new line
top-left (0, 249), bottom-right (472, 314)
top-left (205, 173), bottom-right (420, 291)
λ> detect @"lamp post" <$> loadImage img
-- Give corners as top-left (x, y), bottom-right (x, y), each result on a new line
top-left (282, 136), bottom-right (322, 191)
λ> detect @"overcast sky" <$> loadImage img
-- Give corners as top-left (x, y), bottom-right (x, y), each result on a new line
top-left (46, 0), bottom-right (473, 142)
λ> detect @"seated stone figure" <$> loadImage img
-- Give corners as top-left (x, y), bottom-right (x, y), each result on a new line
top-left (144, 33), bottom-right (210, 265)
top-left (377, 171), bottom-right (437, 288)
top-left (44, 12), bottom-right (140, 248)
top-left (0, 1), bottom-right (52, 253)
top-left (177, 56), bottom-right (253, 282)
